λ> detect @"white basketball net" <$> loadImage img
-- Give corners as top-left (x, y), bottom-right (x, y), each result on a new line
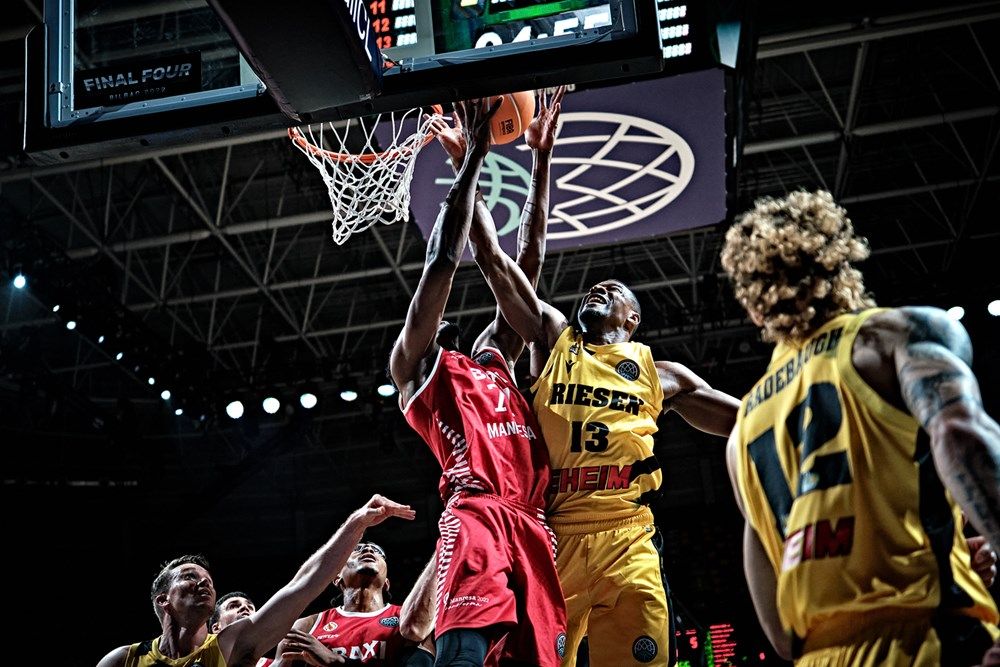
top-left (289, 107), bottom-right (439, 245)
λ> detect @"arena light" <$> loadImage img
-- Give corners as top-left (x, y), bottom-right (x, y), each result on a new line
top-left (299, 392), bottom-right (318, 409)
top-left (160, 389), bottom-right (171, 400)
top-left (12, 274), bottom-right (26, 289)
top-left (65, 320), bottom-right (77, 330)
top-left (262, 396), bottom-right (280, 414)
top-left (988, 299), bottom-right (1000, 317)
top-left (97, 335), bottom-right (105, 343)
top-left (225, 400), bottom-right (245, 419)
top-left (52, 304), bottom-right (60, 313)
top-left (946, 306), bottom-right (965, 321)
top-left (377, 383), bottom-right (396, 398)
top-left (115, 352), bottom-right (124, 361)
top-left (147, 377), bottom-right (156, 386)
top-left (340, 388), bottom-right (358, 402)
top-left (174, 408), bottom-right (184, 416)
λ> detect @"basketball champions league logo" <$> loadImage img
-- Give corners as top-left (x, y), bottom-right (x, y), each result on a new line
top-left (410, 69), bottom-right (727, 254)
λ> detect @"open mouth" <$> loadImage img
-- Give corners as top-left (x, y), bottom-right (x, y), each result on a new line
top-left (585, 294), bottom-right (608, 306)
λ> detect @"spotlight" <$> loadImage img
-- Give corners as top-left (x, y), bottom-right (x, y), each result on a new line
top-left (66, 320), bottom-right (77, 330)
top-left (299, 392), bottom-right (318, 409)
top-left (52, 304), bottom-right (60, 313)
top-left (160, 389), bottom-right (171, 400)
top-left (946, 306), bottom-right (965, 321)
top-left (225, 400), bottom-right (245, 419)
top-left (12, 274), bottom-right (26, 289)
top-left (377, 383), bottom-right (396, 398)
top-left (174, 408), bottom-right (184, 416)
top-left (339, 376), bottom-right (359, 402)
top-left (147, 377), bottom-right (156, 386)
top-left (115, 352), bottom-right (124, 361)
top-left (98, 335), bottom-right (105, 344)
top-left (989, 299), bottom-right (1000, 317)
top-left (262, 396), bottom-right (280, 414)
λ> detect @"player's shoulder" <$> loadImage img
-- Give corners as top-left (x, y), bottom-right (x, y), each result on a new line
top-left (96, 644), bottom-right (130, 667)
top-left (864, 306), bottom-right (971, 363)
top-left (293, 611), bottom-right (321, 630)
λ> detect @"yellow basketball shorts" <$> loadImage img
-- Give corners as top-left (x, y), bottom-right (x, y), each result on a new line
top-left (795, 609), bottom-right (998, 667)
top-left (552, 508), bottom-right (675, 666)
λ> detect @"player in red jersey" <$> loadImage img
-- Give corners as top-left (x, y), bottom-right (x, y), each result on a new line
top-left (390, 96), bottom-right (567, 667)
top-left (273, 542), bottom-right (435, 666)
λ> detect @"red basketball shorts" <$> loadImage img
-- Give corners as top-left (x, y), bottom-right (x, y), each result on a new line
top-left (436, 492), bottom-right (568, 667)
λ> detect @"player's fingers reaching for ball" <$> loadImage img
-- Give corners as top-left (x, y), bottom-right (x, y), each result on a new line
top-left (360, 493), bottom-right (416, 525)
top-left (551, 84), bottom-right (566, 107)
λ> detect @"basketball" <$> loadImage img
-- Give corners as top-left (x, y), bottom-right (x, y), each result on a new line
top-left (489, 91), bottom-right (535, 145)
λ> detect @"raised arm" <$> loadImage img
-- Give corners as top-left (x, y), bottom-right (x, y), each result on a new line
top-left (656, 360), bottom-right (739, 436)
top-left (893, 306), bottom-right (1000, 550)
top-left (429, 88), bottom-right (567, 366)
top-left (389, 99), bottom-right (498, 401)
top-left (399, 555), bottom-right (437, 642)
top-left (220, 495), bottom-right (415, 666)
top-left (725, 431), bottom-right (792, 660)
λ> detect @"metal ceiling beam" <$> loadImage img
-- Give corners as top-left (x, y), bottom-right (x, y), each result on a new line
top-left (744, 106), bottom-right (999, 155)
top-left (152, 157), bottom-right (324, 357)
top-left (111, 174), bottom-right (994, 313)
top-left (758, 2), bottom-right (1000, 59)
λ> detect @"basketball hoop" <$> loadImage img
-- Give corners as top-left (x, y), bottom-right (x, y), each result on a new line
top-left (288, 105), bottom-right (444, 245)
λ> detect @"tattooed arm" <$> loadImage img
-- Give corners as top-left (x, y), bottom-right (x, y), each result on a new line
top-left (893, 306), bottom-right (1000, 550)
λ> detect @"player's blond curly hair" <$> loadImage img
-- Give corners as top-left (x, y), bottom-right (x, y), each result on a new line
top-left (721, 190), bottom-right (874, 343)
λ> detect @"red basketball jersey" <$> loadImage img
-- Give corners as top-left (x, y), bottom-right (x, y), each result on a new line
top-left (309, 604), bottom-right (406, 665)
top-left (402, 346), bottom-right (550, 508)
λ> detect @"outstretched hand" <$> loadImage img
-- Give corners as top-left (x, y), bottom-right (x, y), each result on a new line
top-left (524, 86), bottom-right (565, 153)
top-left (968, 535), bottom-right (998, 588)
top-left (281, 629), bottom-right (346, 665)
top-left (353, 493), bottom-right (416, 528)
top-left (455, 97), bottom-right (502, 156)
top-left (428, 113), bottom-right (467, 168)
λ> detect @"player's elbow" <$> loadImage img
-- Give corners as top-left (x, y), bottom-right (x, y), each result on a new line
top-left (399, 617), bottom-right (432, 643)
top-left (471, 239), bottom-right (505, 273)
top-left (426, 251), bottom-right (462, 276)
top-left (929, 401), bottom-right (981, 451)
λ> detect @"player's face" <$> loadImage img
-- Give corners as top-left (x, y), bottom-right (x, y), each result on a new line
top-left (436, 320), bottom-right (461, 351)
top-left (341, 542), bottom-right (389, 582)
top-left (213, 596), bottom-right (256, 631)
top-left (578, 280), bottom-right (636, 331)
top-left (165, 563), bottom-right (216, 621)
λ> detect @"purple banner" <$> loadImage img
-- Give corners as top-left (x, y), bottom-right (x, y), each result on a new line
top-left (406, 68), bottom-right (728, 257)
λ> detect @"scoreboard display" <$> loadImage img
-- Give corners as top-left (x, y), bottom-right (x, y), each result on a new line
top-left (371, 0), bottom-right (696, 70)
top-left (435, 0), bottom-right (617, 53)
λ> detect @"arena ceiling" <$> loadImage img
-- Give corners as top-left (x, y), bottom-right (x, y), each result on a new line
top-left (3, 2), bottom-right (999, 660)
top-left (1, 0), bottom-right (997, 489)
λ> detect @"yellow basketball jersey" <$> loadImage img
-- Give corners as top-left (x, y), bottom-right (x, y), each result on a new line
top-left (733, 309), bottom-right (999, 640)
top-left (531, 326), bottom-right (664, 524)
top-left (125, 634), bottom-right (228, 667)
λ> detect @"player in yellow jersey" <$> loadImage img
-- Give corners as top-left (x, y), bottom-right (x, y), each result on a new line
top-left (466, 188), bottom-right (740, 664)
top-left (720, 189), bottom-right (1000, 665)
top-left (96, 494), bottom-right (415, 667)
